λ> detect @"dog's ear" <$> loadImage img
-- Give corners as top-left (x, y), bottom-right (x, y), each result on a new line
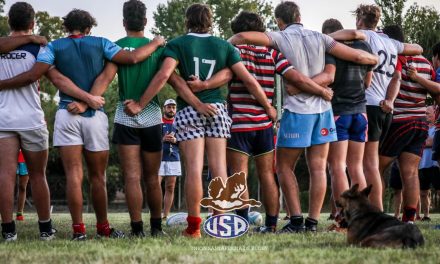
top-left (361, 185), bottom-right (373, 197)
top-left (349, 184), bottom-right (359, 194)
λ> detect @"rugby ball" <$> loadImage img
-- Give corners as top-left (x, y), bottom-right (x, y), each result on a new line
top-left (166, 212), bottom-right (188, 226)
top-left (248, 211), bottom-right (263, 226)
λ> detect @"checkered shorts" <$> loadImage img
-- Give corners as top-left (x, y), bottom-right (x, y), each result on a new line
top-left (175, 103), bottom-right (232, 142)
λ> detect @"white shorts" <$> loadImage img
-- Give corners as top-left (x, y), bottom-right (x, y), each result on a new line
top-left (159, 161), bottom-right (182, 176)
top-left (53, 109), bottom-right (109, 151)
top-left (0, 127), bottom-right (49, 152)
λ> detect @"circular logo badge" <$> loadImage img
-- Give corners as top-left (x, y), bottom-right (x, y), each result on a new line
top-left (321, 128), bottom-right (329, 136)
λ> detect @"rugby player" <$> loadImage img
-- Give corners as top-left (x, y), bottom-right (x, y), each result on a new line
top-left (379, 25), bottom-right (440, 223)
top-left (0, 2), bottom-right (55, 242)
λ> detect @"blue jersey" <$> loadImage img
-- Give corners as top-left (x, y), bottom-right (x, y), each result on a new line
top-left (37, 35), bottom-right (121, 116)
top-left (162, 119), bottom-right (179, 162)
top-left (436, 68), bottom-right (440, 82)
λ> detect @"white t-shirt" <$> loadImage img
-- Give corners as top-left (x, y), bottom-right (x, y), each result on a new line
top-left (267, 24), bottom-right (336, 114)
top-left (0, 43), bottom-right (46, 131)
top-left (361, 30), bottom-right (404, 106)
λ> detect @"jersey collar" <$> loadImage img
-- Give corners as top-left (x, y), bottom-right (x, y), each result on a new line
top-left (187, 33), bottom-right (211, 38)
top-left (68, 34), bottom-right (85, 39)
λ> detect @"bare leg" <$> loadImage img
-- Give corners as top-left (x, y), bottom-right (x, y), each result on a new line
top-left (84, 150), bottom-right (109, 224)
top-left (420, 190), bottom-right (430, 218)
top-left (393, 189), bottom-right (402, 218)
top-left (226, 149), bottom-right (249, 204)
top-left (347, 141), bottom-right (367, 189)
top-left (276, 147), bottom-right (303, 217)
top-left (328, 141), bottom-right (349, 205)
top-left (179, 138), bottom-right (204, 217)
top-left (163, 177), bottom-right (177, 217)
top-left (141, 151), bottom-right (162, 219)
top-left (0, 137), bottom-right (19, 223)
top-left (255, 152), bottom-right (279, 216)
top-left (364, 141), bottom-right (383, 210)
top-left (60, 146), bottom-right (84, 225)
top-left (17, 175), bottom-right (29, 213)
top-left (306, 143), bottom-right (329, 220)
top-left (22, 149), bottom-right (50, 221)
top-left (398, 152), bottom-right (421, 209)
top-left (118, 145), bottom-right (143, 222)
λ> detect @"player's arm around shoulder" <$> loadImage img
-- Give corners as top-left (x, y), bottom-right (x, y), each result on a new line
top-left (228, 32), bottom-right (272, 47)
top-left (329, 29), bottom-right (367, 41)
top-left (0, 35), bottom-right (47, 53)
top-left (329, 41), bottom-right (378, 66)
top-left (111, 36), bottom-right (166, 65)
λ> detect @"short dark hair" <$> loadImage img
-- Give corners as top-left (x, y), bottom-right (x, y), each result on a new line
top-left (432, 42), bottom-right (440, 58)
top-left (322, 19), bottom-right (343, 34)
top-left (63, 9), bottom-right (97, 33)
top-left (123, 0), bottom-right (147, 31)
top-left (354, 4), bottom-right (381, 29)
top-left (185, 3), bottom-right (212, 33)
top-left (8, 2), bottom-right (35, 31)
top-left (274, 1), bottom-right (300, 25)
top-left (231, 11), bottom-right (265, 34)
top-left (382, 25), bottom-right (404, 42)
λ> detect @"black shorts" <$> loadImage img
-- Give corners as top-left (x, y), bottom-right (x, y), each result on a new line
top-left (380, 119), bottom-right (428, 157)
top-left (112, 123), bottom-right (162, 152)
top-left (432, 130), bottom-right (440, 161)
top-left (419, 167), bottom-right (440, 190)
top-left (227, 127), bottom-right (274, 156)
top-left (389, 162), bottom-right (402, 190)
top-left (366, 105), bottom-right (392, 143)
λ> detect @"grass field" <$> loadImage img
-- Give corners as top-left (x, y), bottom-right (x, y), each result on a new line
top-left (1, 213), bottom-right (440, 264)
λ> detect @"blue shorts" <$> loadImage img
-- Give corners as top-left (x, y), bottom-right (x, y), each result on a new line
top-left (16, 162), bottom-right (28, 176)
top-left (334, 113), bottom-right (368, 142)
top-left (277, 109), bottom-right (337, 148)
top-left (227, 127), bottom-right (274, 156)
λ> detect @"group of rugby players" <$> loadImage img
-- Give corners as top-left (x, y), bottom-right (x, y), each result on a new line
top-left (0, 0), bottom-right (439, 241)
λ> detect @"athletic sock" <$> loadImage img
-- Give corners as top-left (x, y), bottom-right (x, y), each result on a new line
top-left (130, 221), bottom-right (144, 234)
top-left (16, 212), bottom-right (23, 217)
top-left (265, 214), bottom-right (278, 227)
top-left (1, 221), bottom-right (16, 234)
top-left (290, 215), bottom-right (304, 226)
top-left (236, 208), bottom-right (249, 222)
top-left (305, 217), bottom-right (318, 228)
top-left (96, 220), bottom-right (111, 236)
top-left (38, 219), bottom-right (52, 233)
top-left (402, 206), bottom-right (417, 223)
top-left (150, 218), bottom-right (162, 230)
top-left (186, 216), bottom-right (202, 234)
top-left (72, 223), bottom-right (86, 234)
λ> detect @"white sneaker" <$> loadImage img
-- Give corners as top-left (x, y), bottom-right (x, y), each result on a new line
top-left (2, 232), bottom-right (17, 242)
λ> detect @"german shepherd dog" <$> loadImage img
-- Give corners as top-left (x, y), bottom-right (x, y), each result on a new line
top-left (337, 184), bottom-right (424, 248)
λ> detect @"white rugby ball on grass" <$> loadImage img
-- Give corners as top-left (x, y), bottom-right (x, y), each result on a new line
top-left (248, 211), bottom-right (263, 226)
top-left (166, 212), bottom-right (188, 226)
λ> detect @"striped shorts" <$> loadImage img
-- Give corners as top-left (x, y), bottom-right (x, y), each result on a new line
top-left (174, 103), bottom-right (232, 142)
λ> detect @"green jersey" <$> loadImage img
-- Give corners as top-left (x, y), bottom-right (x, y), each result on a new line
top-left (115, 37), bottom-right (163, 104)
top-left (114, 37), bottom-right (163, 128)
top-left (163, 33), bottom-right (241, 110)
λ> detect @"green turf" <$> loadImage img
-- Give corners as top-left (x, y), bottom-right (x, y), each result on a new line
top-left (1, 213), bottom-right (439, 264)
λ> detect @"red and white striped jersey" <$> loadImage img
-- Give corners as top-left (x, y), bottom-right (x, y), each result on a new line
top-left (393, 55), bottom-right (436, 121)
top-left (228, 45), bottom-right (293, 132)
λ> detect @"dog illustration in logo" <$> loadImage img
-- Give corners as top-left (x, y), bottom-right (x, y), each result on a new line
top-left (200, 172), bottom-right (261, 211)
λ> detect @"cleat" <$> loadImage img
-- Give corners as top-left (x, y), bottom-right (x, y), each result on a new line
top-left (40, 228), bottom-right (57, 241)
top-left (2, 232), bottom-right (17, 242)
top-left (182, 228), bottom-right (201, 239)
top-left (151, 228), bottom-right (167, 238)
top-left (277, 223), bottom-right (305, 234)
top-left (130, 230), bottom-right (146, 238)
top-left (421, 216), bottom-right (431, 222)
top-left (254, 226), bottom-right (276, 234)
top-left (72, 233), bottom-right (87, 241)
